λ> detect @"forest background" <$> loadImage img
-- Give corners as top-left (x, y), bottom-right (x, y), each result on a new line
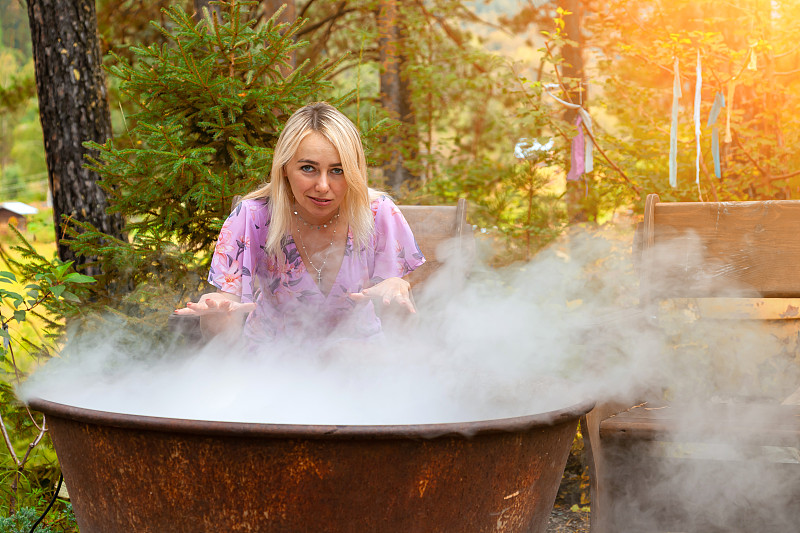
top-left (2, 0), bottom-right (800, 530)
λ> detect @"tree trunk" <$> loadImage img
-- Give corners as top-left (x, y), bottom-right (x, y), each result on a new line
top-left (558, 0), bottom-right (586, 115)
top-left (558, 0), bottom-right (592, 222)
top-left (377, 0), bottom-right (415, 191)
top-left (26, 0), bottom-right (125, 274)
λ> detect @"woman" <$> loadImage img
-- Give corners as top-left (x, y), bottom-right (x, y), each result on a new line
top-left (176, 102), bottom-right (424, 343)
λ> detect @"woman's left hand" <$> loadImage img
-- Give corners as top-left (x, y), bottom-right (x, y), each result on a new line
top-left (349, 277), bottom-right (416, 313)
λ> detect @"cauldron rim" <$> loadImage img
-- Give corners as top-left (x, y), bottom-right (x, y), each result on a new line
top-left (27, 396), bottom-right (595, 440)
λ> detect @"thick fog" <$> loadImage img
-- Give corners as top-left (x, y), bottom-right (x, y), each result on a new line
top-left (21, 225), bottom-right (797, 427)
top-left (18, 223), bottom-right (800, 528)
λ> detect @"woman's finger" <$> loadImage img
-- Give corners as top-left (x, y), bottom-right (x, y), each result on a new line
top-left (348, 285), bottom-right (415, 313)
top-left (348, 290), bottom-right (371, 302)
top-left (395, 294), bottom-right (416, 313)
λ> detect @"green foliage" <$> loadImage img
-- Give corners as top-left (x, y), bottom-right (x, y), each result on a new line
top-left (290, 0), bottom-right (577, 258)
top-left (0, 501), bottom-right (75, 533)
top-left (0, 225), bottom-right (94, 524)
top-left (0, 44), bottom-right (45, 204)
top-left (0, 0), bottom-right (31, 59)
top-left (6, 108), bottom-right (48, 203)
top-left (0, 506), bottom-right (53, 533)
top-left (1, 232), bottom-right (95, 340)
top-left (0, 72), bottom-right (35, 116)
top-left (590, 0), bottom-right (800, 204)
top-left (69, 1), bottom-right (357, 318)
top-left (374, 5), bottom-right (576, 261)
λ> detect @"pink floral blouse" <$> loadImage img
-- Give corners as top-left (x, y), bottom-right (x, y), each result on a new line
top-left (208, 195), bottom-right (425, 342)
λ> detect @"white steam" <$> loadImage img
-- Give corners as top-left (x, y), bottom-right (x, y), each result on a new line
top-left (17, 221), bottom-right (800, 529)
top-left (18, 226), bottom-right (644, 424)
top-left (18, 225), bottom-right (800, 427)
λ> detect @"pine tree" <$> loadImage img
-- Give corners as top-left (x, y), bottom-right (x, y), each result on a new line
top-left (70, 0), bottom-right (347, 318)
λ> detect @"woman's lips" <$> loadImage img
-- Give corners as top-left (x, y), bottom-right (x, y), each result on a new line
top-left (309, 197), bottom-right (333, 206)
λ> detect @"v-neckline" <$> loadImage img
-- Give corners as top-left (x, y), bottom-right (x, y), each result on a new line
top-left (288, 227), bottom-right (351, 299)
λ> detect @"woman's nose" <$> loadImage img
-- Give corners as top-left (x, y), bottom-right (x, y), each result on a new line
top-left (315, 172), bottom-right (330, 192)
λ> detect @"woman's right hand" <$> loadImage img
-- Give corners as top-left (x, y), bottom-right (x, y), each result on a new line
top-left (175, 292), bottom-right (255, 338)
top-left (175, 292), bottom-right (256, 316)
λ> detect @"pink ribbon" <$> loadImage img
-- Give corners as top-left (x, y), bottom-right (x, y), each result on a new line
top-left (566, 115), bottom-right (585, 181)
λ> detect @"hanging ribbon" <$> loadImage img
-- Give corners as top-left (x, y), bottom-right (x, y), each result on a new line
top-left (725, 79), bottom-right (735, 143)
top-left (566, 115), bottom-right (585, 181)
top-left (581, 112), bottom-right (593, 174)
top-left (669, 57), bottom-right (681, 188)
top-left (747, 42), bottom-right (758, 71)
top-left (694, 51), bottom-right (702, 187)
top-left (707, 91), bottom-right (725, 179)
top-left (724, 45), bottom-right (752, 144)
top-left (544, 89), bottom-right (594, 176)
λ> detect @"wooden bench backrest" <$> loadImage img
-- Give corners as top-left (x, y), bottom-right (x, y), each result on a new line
top-left (640, 193), bottom-right (800, 300)
top-left (398, 198), bottom-right (470, 286)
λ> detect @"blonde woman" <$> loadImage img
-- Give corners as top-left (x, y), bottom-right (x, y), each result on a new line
top-left (176, 102), bottom-right (424, 342)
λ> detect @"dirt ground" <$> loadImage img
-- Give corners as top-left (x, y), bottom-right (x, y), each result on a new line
top-left (546, 504), bottom-right (590, 533)
top-left (545, 446), bottom-right (591, 533)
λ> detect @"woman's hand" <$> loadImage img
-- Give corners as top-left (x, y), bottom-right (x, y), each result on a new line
top-left (175, 293), bottom-right (256, 316)
top-left (349, 277), bottom-right (416, 313)
top-left (175, 292), bottom-right (255, 338)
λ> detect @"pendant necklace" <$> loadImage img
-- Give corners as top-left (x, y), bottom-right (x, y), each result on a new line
top-left (294, 211), bottom-right (339, 286)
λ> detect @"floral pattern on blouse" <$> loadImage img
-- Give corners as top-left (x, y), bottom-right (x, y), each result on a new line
top-left (208, 195), bottom-right (425, 342)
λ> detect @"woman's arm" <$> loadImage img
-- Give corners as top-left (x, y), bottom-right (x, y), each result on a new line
top-left (352, 197), bottom-right (425, 314)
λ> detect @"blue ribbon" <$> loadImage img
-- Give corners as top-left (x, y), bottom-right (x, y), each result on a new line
top-left (707, 91), bottom-right (725, 179)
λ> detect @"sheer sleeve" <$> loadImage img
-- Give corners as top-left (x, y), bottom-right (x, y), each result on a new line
top-left (207, 200), bottom-right (268, 303)
top-left (369, 196), bottom-right (425, 283)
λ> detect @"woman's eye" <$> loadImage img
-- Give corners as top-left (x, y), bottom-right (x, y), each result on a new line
top-left (331, 167), bottom-right (344, 175)
top-left (300, 165), bottom-right (315, 173)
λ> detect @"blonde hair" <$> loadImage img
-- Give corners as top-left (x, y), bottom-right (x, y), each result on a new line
top-left (242, 102), bottom-right (381, 257)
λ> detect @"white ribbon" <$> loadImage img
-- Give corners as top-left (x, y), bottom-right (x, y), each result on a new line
top-left (669, 57), bottom-right (681, 188)
top-left (694, 51), bottom-right (702, 187)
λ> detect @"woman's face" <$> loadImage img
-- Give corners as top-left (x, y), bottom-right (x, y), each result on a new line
top-left (285, 131), bottom-right (348, 224)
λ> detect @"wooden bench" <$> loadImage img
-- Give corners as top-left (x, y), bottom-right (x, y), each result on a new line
top-left (393, 198), bottom-right (470, 288)
top-left (583, 193), bottom-right (800, 532)
top-left (168, 199), bottom-right (471, 342)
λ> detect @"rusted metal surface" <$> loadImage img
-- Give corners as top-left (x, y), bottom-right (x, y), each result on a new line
top-left (29, 397), bottom-right (593, 533)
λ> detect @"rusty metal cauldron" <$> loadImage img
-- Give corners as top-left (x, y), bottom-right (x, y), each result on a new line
top-left (28, 397), bottom-right (594, 533)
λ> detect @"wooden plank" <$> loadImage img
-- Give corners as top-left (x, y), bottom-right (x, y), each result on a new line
top-left (658, 297), bottom-right (800, 320)
top-left (399, 203), bottom-right (472, 287)
top-left (600, 403), bottom-right (800, 446)
top-left (597, 196), bottom-right (800, 532)
top-left (652, 200), bottom-right (800, 297)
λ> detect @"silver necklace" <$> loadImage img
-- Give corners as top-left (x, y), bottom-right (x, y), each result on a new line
top-left (293, 209), bottom-right (340, 230)
top-left (294, 213), bottom-right (339, 286)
